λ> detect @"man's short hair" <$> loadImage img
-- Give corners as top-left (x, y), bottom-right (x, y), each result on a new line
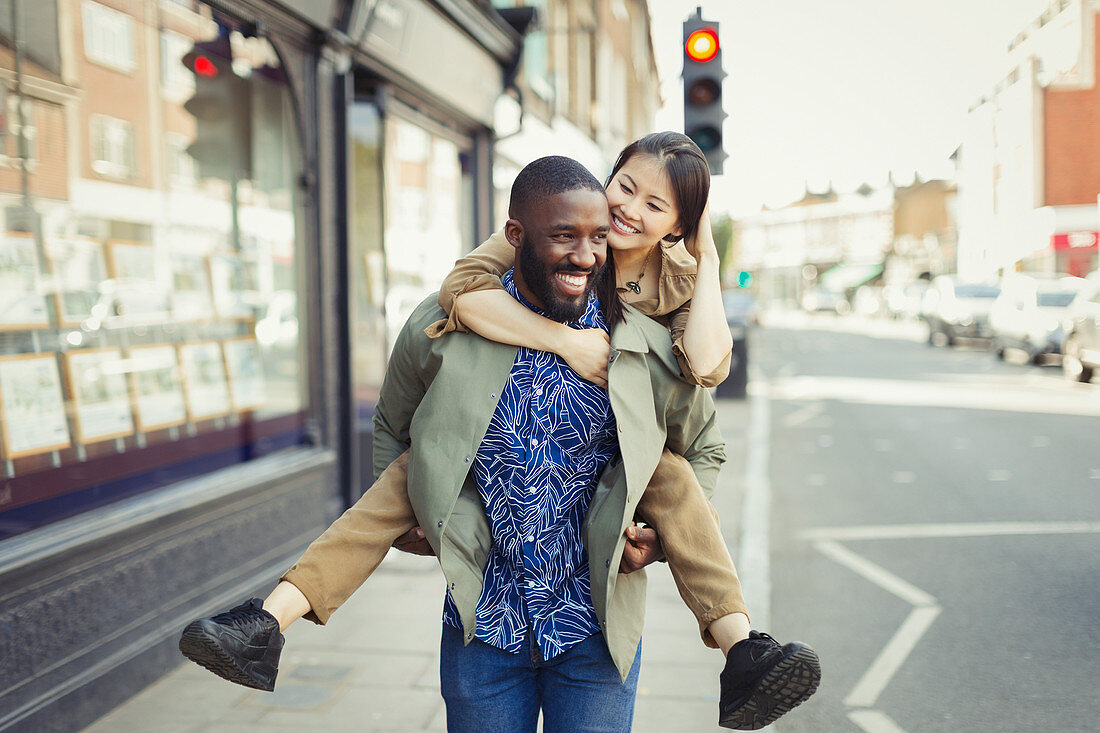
top-left (509, 156), bottom-right (606, 220)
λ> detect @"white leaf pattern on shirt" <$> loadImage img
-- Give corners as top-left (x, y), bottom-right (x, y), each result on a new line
top-left (442, 271), bottom-right (618, 659)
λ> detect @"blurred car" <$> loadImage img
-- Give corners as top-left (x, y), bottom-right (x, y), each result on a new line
top-left (722, 290), bottom-right (759, 333)
top-left (920, 276), bottom-right (1000, 346)
top-left (884, 280), bottom-right (929, 320)
top-left (718, 290), bottom-right (757, 399)
top-left (1061, 273), bottom-right (1100, 382)
top-left (988, 274), bottom-right (1089, 362)
top-left (800, 286), bottom-right (849, 315)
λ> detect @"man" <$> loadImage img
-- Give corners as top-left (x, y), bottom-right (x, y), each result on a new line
top-left (371, 156), bottom-right (726, 731)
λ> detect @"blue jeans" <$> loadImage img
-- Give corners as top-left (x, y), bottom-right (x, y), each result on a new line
top-left (439, 625), bottom-right (642, 733)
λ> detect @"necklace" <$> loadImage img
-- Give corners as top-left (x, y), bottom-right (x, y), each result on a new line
top-left (617, 246), bottom-right (657, 295)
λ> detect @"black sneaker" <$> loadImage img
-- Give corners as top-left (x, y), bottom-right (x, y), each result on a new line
top-left (178, 598), bottom-right (284, 691)
top-left (719, 630), bottom-right (821, 730)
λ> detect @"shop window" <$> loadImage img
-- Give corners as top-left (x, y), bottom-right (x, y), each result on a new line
top-left (0, 2), bottom-right (308, 539)
top-left (82, 0), bottom-right (136, 73)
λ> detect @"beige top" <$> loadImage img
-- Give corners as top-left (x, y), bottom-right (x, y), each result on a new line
top-left (426, 228), bottom-right (731, 388)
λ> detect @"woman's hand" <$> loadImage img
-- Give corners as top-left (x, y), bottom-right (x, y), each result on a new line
top-left (559, 328), bottom-right (611, 387)
top-left (683, 201), bottom-right (719, 262)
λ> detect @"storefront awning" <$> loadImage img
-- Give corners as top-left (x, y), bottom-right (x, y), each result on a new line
top-left (819, 263), bottom-right (883, 292)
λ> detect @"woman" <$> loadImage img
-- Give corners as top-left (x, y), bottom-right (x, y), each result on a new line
top-left (180, 133), bottom-right (819, 730)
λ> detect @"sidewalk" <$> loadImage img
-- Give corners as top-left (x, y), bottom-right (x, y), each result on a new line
top-left (82, 400), bottom-right (751, 733)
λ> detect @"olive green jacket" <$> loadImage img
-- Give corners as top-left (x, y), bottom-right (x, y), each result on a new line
top-left (372, 294), bottom-right (726, 681)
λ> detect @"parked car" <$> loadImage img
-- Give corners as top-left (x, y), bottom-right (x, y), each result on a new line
top-left (884, 280), bottom-right (929, 321)
top-left (1061, 273), bottom-right (1100, 382)
top-left (920, 276), bottom-right (1001, 346)
top-left (801, 286), bottom-right (849, 315)
top-left (988, 274), bottom-right (1089, 362)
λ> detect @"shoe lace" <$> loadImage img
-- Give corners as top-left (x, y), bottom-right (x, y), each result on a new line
top-left (213, 601), bottom-right (276, 636)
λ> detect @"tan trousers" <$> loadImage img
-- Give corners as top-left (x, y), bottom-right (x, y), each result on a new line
top-left (282, 449), bottom-right (748, 647)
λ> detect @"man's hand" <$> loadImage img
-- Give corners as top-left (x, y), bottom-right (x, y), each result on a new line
top-left (619, 522), bottom-right (665, 573)
top-left (392, 526), bottom-right (435, 556)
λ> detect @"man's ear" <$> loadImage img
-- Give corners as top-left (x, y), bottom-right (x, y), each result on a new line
top-left (503, 217), bottom-right (525, 249)
top-left (504, 219), bottom-right (524, 249)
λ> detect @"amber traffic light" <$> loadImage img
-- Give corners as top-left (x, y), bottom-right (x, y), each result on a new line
top-left (682, 8), bottom-right (727, 175)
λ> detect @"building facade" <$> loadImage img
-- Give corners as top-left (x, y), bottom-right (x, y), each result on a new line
top-left (956, 0), bottom-right (1100, 280)
top-left (0, 1), bottom-right (664, 729)
top-left (490, 0), bottom-right (661, 220)
top-left (735, 178), bottom-right (957, 306)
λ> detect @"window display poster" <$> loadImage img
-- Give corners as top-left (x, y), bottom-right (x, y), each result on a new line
top-left (0, 354), bottom-right (71, 458)
top-left (107, 242), bottom-right (171, 320)
top-left (222, 337), bottom-right (265, 411)
top-left (179, 342), bottom-right (231, 420)
top-left (46, 236), bottom-right (107, 325)
top-left (209, 253), bottom-right (258, 320)
top-left (128, 345), bottom-right (187, 431)
top-left (0, 232), bottom-right (51, 329)
top-left (170, 252), bottom-right (215, 321)
top-left (64, 349), bottom-right (136, 444)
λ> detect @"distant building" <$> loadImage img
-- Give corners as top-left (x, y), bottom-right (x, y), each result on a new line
top-left (735, 177), bottom-right (956, 305)
top-left (955, 0), bottom-right (1100, 279)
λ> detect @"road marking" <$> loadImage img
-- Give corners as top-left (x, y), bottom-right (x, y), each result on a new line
top-left (951, 437), bottom-right (969, 450)
top-left (781, 401), bottom-right (824, 427)
top-left (807, 474), bottom-right (827, 487)
top-left (800, 521), bottom-right (1100, 542)
top-left (844, 606), bottom-right (942, 708)
top-left (1090, 469), bottom-right (1100, 480)
top-left (813, 541), bottom-right (936, 607)
top-left (874, 439), bottom-right (893, 452)
top-left (1031, 436), bottom-right (1051, 448)
top-left (987, 469), bottom-right (1012, 482)
top-left (848, 709), bottom-right (912, 733)
top-left (817, 434), bottom-right (834, 448)
top-left (891, 472), bottom-right (916, 484)
top-left (738, 380), bottom-right (772, 630)
top-left (766, 375), bottom-right (1100, 417)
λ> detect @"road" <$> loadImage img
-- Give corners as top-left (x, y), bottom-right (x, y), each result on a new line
top-left (752, 313), bottom-right (1100, 733)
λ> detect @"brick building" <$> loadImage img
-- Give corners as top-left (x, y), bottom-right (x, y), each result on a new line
top-left (956, 0), bottom-right (1100, 279)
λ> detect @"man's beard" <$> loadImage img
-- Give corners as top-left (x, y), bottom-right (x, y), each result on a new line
top-left (517, 234), bottom-right (604, 323)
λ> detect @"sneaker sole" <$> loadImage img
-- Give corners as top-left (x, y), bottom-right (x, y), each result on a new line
top-left (178, 622), bottom-right (276, 692)
top-left (719, 643), bottom-right (821, 730)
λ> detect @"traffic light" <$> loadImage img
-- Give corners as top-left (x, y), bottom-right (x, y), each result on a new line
top-left (181, 33), bottom-right (252, 181)
top-left (682, 7), bottom-right (727, 175)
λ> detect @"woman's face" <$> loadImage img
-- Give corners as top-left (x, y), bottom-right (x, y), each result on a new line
top-left (605, 154), bottom-right (682, 252)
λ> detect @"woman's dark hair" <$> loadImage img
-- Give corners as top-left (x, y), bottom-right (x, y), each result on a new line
top-left (605, 131), bottom-right (711, 246)
top-left (597, 254), bottom-right (623, 328)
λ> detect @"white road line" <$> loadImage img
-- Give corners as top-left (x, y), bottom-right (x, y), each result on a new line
top-left (986, 469), bottom-right (1012, 482)
top-left (813, 540), bottom-right (936, 607)
top-left (738, 380), bottom-right (772, 631)
top-left (848, 709), bottom-right (912, 733)
top-left (800, 521), bottom-right (1100, 542)
top-left (891, 472), bottom-right (916, 484)
top-left (781, 401), bottom-right (823, 427)
top-left (844, 606), bottom-right (942, 708)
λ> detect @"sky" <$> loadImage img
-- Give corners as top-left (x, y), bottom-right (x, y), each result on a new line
top-left (647, 0), bottom-right (1053, 215)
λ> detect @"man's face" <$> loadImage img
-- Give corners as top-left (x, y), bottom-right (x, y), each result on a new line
top-left (512, 189), bottom-right (610, 322)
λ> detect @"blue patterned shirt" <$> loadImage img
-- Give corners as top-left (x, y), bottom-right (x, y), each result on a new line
top-left (442, 270), bottom-right (619, 659)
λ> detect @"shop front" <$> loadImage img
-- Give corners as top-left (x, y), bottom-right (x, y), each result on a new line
top-left (0, 0), bottom-right (517, 730)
